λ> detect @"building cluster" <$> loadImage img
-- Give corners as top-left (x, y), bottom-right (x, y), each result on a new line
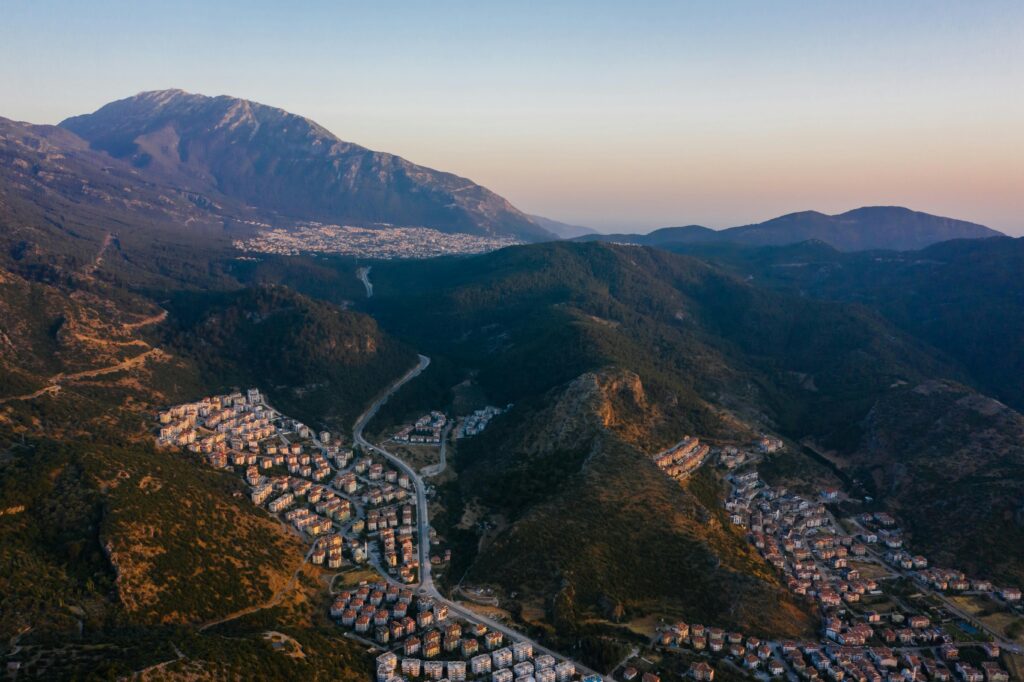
top-left (157, 388), bottom-right (273, 467)
top-left (652, 437), bottom-right (710, 481)
top-left (456, 405), bottom-right (509, 439)
top-left (329, 583), bottom-right (586, 682)
top-left (395, 411), bottom-right (448, 445)
top-left (758, 435), bottom-right (785, 454)
top-left (853, 513), bottom-right (1020, 605)
top-left (659, 608), bottom-right (1013, 682)
top-left (156, 389), bottom-right (422, 581)
top-left (157, 391), bottom-right (602, 681)
top-left (233, 224), bottom-right (521, 260)
top-left (655, 622), bottom-right (786, 678)
top-left (716, 468), bottom-right (1016, 682)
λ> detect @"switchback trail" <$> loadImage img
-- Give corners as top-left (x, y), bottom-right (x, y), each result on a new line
top-left (0, 348), bottom-right (167, 405)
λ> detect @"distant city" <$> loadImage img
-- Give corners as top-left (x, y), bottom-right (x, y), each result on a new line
top-left (234, 224), bottom-right (522, 259)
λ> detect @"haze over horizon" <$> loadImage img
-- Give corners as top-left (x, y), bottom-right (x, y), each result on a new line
top-left (3, 0), bottom-right (1021, 235)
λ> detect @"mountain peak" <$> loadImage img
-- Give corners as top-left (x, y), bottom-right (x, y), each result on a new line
top-left (58, 90), bottom-right (553, 241)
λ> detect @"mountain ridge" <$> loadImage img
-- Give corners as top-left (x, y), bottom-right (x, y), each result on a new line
top-left (576, 206), bottom-right (1003, 251)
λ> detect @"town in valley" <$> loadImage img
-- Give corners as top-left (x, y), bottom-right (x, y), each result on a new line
top-left (156, 382), bottom-right (1021, 682)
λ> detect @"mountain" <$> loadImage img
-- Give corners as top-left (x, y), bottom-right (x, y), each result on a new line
top-left (666, 236), bottom-right (1024, 414)
top-left (357, 241), bottom-right (1011, 653)
top-left (577, 206), bottom-right (1003, 252)
top-left (855, 380), bottom-right (1024, 585)
top-left (59, 89), bottom-right (554, 241)
top-left (5, 91), bottom-right (1024, 677)
top-left (0, 115), bottom-right (233, 277)
top-left (528, 214), bottom-right (597, 239)
top-left (725, 206), bottom-right (1002, 251)
top-left (0, 126), bottom-right (418, 676)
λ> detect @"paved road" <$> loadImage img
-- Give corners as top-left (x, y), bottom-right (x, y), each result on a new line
top-left (844, 517), bottom-right (1023, 653)
top-left (421, 421), bottom-right (452, 478)
top-left (357, 266), bottom-right (374, 298)
top-left (352, 355), bottom-right (605, 679)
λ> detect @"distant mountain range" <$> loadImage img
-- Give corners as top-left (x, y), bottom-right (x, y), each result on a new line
top-left (3, 89), bottom-right (1007, 254)
top-left (57, 89), bottom-right (554, 241)
top-left (578, 206), bottom-right (1003, 252)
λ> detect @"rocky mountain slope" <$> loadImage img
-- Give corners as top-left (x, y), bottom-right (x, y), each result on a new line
top-left (60, 90), bottom-right (553, 241)
top-left (361, 241), bottom-right (1000, 645)
top-left (578, 206), bottom-right (1002, 251)
top-left (456, 369), bottom-right (815, 642)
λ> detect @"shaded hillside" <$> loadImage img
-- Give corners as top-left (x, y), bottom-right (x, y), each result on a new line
top-left (667, 236), bottom-right (1024, 413)
top-left (455, 369), bottom-right (815, 641)
top-left (529, 214), bottom-right (597, 239)
top-left (60, 90), bottom-right (553, 241)
top-left (575, 224), bottom-right (717, 246)
top-left (0, 434), bottom-right (308, 667)
top-left (161, 285), bottom-right (416, 429)
top-left (363, 241), bottom-right (972, 643)
top-left (855, 380), bottom-right (1024, 584)
top-left (576, 206), bottom-right (1001, 252)
top-left (369, 241), bottom-right (957, 448)
top-left (0, 194), bottom-right (415, 677)
top-left (0, 433), bottom-right (373, 681)
top-left (725, 207), bottom-right (1000, 251)
top-left (0, 115), bottom-right (241, 289)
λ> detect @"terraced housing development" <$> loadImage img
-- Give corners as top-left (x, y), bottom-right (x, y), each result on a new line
top-left (158, 389), bottom-right (422, 583)
top-left (647, 457), bottom-right (1019, 682)
top-left (156, 389), bottom-right (594, 682)
top-left (158, 395), bottom-right (1023, 682)
top-left (613, 435), bottom-right (1022, 682)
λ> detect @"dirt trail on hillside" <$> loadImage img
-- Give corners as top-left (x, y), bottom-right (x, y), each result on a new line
top-left (0, 306), bottom-right (171, 405)
top-left (84, 232), bottom-right (115, 276)
top-left (0, 348), bottom-right (168, 405)
top-left (122, 309), bottom-right (168, 331)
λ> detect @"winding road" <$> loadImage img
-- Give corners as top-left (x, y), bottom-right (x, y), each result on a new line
top-left (352, 355), bottom-right (604, 679)
top-left (357, 266), bottom-right (374, 298)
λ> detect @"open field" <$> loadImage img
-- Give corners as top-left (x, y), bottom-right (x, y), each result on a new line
top-left (331, 569), bottom-right (382, 592)
top-left (385, 443), bottom-right (441, 473)
top-left (949, 594), bottom-right (1024, 643)
top-left (849, 560), bottom-right (893, 581)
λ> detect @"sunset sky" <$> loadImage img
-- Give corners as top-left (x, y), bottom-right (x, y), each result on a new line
top-left (3, 1), bottom-right (1022, 234)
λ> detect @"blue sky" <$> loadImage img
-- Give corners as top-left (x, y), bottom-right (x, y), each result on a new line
top-left (2, 1), bottom-right (1022, 234)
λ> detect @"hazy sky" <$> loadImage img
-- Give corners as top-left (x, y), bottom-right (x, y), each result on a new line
top-left (2, 1), bottom-right (1022, 234)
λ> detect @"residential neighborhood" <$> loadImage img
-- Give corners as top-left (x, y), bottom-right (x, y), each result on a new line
top-left (157, 389), bottom-right (423, 584)
top-left (455, 406), bottom-right (509, 439)
top-left (233, 223), bottom-right (521, 260)
top-left (156, 388), bottom-right (595, 682)
top-left (393, 411), bottom-right (449, 446)
top-left (637, 447), bottom-right (1020, 682)
top-left (160, 394), bottom-right (1021, 682)
top-left (614, 437), bottom-right (1022, 682)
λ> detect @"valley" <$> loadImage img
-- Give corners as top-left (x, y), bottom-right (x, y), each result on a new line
top-left (1, 88), bottom-right (1022, 682)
